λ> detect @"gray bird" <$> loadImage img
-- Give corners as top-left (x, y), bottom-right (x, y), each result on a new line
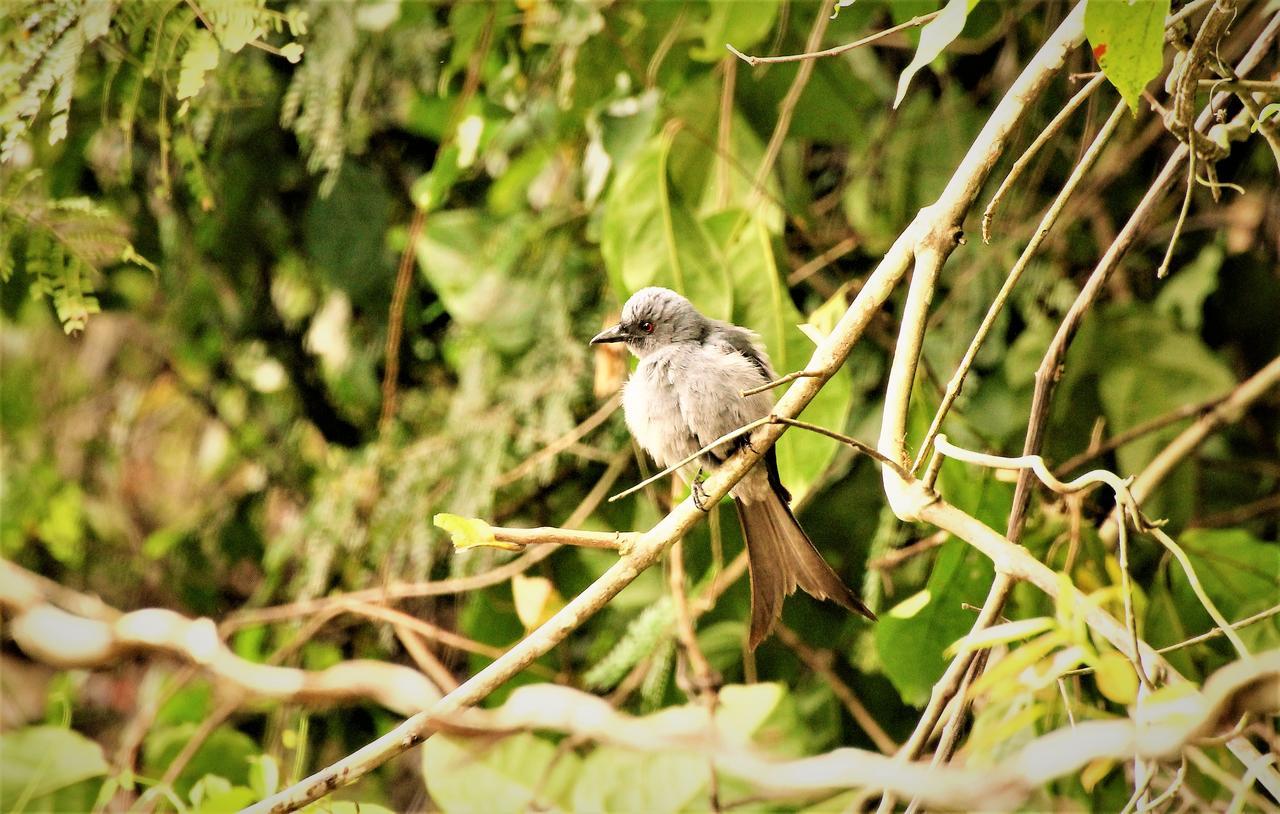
top-left (591, 287), bottom-right (875, 649)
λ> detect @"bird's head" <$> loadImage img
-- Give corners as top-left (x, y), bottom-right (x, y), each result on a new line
top-left (590, 287), bottom-right (708, 358)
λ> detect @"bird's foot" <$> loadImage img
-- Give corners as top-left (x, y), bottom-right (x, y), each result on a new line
top-left (691, 474), bottom-right (711, 512)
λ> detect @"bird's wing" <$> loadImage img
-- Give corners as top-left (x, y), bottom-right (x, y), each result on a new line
top-left (709, 321), bottom-right (776, 383)
top-left (705, 324), bottom-right (792, 502)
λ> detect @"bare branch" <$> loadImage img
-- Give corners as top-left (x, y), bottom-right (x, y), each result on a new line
top-left (727, 11), bottom-right (941, 67)
top-left (982, 72), bottom-right (1107, 242)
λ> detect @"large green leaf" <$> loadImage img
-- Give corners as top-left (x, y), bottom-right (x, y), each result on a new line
top-left (571, 747), bottom-right (709, 814)
top-left (425, 732), bottom-right (579, 814)
top-left (874, 446), bottom-right (1006, 705)
top-left (0, 726), bottom-right (109, 808)
top-left (1085, 0), bottom-right (1171, 112)
top-left (1164, 529), bottom-right (1280, 662)
top-left (691, 0), bottom-right (780, 62)
top-left (1081, 304), bottom-right (1235, 525)
top-left (415, 210), bottom-right (544, 355)
top-left (715, 214), bottom-right (854, 502)
top-left (600, 135), bottom-right (734, 320)
top-left (143, 724), bottom-right (257, 797)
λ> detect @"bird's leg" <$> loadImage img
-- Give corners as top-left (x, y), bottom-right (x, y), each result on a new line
top-left (691, 469), bottom-right (711, 512)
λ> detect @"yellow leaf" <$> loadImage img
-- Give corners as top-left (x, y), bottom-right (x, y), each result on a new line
top-left (888, 589), bottom-right (931, 619)
top-left (1080, 757), bottom-right (1115, 792)
top-left (970, 630), bottom-right (1069, 699)
top-left (512, 575), bottom-right (564, 630)
top-left (945, 617), bottom-right (1057, 658)
top-left (964, 702), bottom-right (1046, 756)
top-left (1094, 651), bottom-right (1139, 705)
top-left (433, 513), bottom-right (519, 551)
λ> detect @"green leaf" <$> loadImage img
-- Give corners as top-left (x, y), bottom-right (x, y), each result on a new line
top-left (1155, 242), bottom-right (1222, 332)
top-left (874, 450), bottom-right (1005, 705)
top-left (1083, 304), bottom-right (1234, 524)
top-left (718, 214), bottom-right (854, 501)
top-left (692, 0), bottom-right (780, 62)
top-left (248, 754), bottom-right (279, 799)
top-left (0, 726), bottom-right (109, 808)
top-left (1252, 101), bottom-right (1280, 132)
top-left (715, 683), bottom-right (785, 744)
top-left (189, 775), bottom-right (256, 814)
top-left (600, 134), bottom-right (733, 320)
top-left (1085, 0), bottom-right (1171, 113)
top-left (1093, 651), bottom-right (1139, 705)
top-left (411, 145), bottom-right (463, 212)
top-left (875, 536), bottom-right (995, 705)
top-left (424, 732), bottom-right (579, 814)
top-left (414, 210), bottom-right (544, 355)
top-left (1161, 529), bottom-right (1280, 663)
top-left (893, 0), bottom-right (980, 109)
top-left (143, 724), bottom-right (257, 797)
top-left (571, 747), bottom-right (709, 814)
top-left (177, 30), bottom-right (221, 101)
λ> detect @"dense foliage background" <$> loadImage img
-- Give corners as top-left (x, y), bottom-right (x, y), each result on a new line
top-left (1, 0), bottom-right (1277, 811)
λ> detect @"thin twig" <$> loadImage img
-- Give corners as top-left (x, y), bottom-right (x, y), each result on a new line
top-left (982, 72), bottom-right (1108, 242)
top-left (716, 57), bottom-right (737, 211)
top-left (1054, 393), bottom-right (1224, 475)
top-left (1157, 138), bottom-right (1196, 279)
top-left (867, 530), bottom-right (948, 571)
top-left (496, 395), bottom-right (621, 486)
top-left (380, 7), bottom-right (495, 431)
top-left (379, 207), bottom-right (425, 433)
top-left (740, 369), bottom-right (821, 398)
top-left (775, 625), bottom-right (897, 755)
top-left (1193, 492), bottom-right (1280, 528)
top-left (747, 3), bottom-right (831, 207)
top-left (1101, 353), bottom-right (1280, 542)
top-left (608, 416), bottom-right (772, 504)
top-left (788, 236), bottom-right (858, 286)
top-left (915, 99), bottom-right (1128, 475)
top-left (769, 416), bottom-right (913, 482)
top-left (726, 11), bottom-right (941, 66)
top-left (1200, 78), bottom-right (1280, 93)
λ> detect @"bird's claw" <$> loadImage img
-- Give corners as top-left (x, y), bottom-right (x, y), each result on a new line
top-left (692, 478), bottom-right (711, 512)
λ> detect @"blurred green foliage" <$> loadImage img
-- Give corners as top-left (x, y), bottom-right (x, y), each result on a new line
top-left (1, 0), bottom-right (1277, 810)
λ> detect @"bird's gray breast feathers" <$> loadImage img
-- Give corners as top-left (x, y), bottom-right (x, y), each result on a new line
top-left (623, 341), bottom-right (774, 481)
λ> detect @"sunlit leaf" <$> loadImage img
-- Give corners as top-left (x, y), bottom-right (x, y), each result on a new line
top-left (1092, 650), bottom-right (1139, 705)
top-left (945, 616), bottom-right (1057, 657)
top-left (434, 513), bottom-right (520, 551)
top-left (0, 727), bottom-right (109, 808)
top-left (425, 733), bottom-right (579, 814)
top-left (177, 30), bottom-right (220, 101)
top-left (893, 0), bottom-right (980, 108)
top-left (1084, 0), bottom-right (1171, 112)
top-left (512, 574), bottom-right (566, 630)
top-left (600, 133), bottom-right (734, 321)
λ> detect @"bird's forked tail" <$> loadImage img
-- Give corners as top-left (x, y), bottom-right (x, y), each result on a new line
top-left (735, 491), bottom-right (876, 650)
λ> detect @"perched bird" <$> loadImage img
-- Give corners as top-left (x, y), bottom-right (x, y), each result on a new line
top-left (591, 287), bottom-right (876, 649)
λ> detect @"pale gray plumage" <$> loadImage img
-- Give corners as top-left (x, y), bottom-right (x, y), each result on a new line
top-left (592, 287), bottom-right (875, 649)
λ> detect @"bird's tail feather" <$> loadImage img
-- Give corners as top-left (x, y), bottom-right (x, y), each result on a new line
top-left (735, 493), bottom-right (876, 650)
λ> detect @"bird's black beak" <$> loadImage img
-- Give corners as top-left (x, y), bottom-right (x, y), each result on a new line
top-left (590, 324), bottom-right (627, 345)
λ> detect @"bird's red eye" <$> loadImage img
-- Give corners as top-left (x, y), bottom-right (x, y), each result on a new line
top-left (640, 320), bottom-right (654, 334)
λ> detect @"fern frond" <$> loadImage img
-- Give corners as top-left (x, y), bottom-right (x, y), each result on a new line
top-left (1, 0), bottom-right (116, 161)
top-left (584, 597), bottom-right (677, 691)
top-left (280, 3), bottom-right (356, 196)
top-left (1, 178), bottom-right (151, 332)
